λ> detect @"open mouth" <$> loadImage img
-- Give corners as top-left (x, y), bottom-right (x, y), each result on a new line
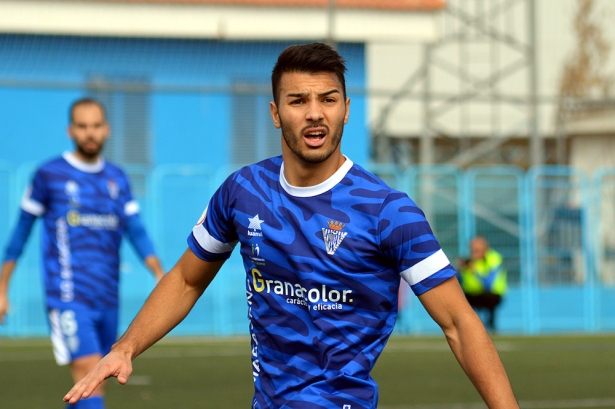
top-left (303, 127), bottom-right (327, 147)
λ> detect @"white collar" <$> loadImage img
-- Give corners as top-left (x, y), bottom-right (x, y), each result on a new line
top-left (63, 151), bottom-right (105, 173)
top-left (280, 156), bottom-right (353, 197)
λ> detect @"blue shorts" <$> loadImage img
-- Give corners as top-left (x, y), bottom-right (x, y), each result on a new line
top-left (48, 306), bottom-right (118, 365)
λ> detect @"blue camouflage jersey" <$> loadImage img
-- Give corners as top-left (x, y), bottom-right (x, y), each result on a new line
top-left (15, 153), bottom-right (143, 310)
top-left (188, 156), bottom-right (456, 409)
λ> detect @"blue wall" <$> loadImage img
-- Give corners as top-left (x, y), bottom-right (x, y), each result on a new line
top-left (0, 34), bottom-right (368, 169)
top-left (0, 34), bottom-right (369, 338)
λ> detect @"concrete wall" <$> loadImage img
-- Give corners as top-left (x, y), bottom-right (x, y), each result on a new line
top-left (367, 0), bottom-right (615, 139)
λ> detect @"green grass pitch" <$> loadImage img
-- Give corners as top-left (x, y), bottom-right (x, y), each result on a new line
top-left (1, 334), bottom-right (614, 408)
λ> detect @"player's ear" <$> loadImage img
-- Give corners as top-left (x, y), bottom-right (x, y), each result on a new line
top-left (66, 125), bottom-right (75, 141)
top-left (270, 101), bottom-right (281, 129)
top-left (103, 121), bottom-right (111, 139)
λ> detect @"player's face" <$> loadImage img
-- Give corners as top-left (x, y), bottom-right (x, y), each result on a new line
top-left (470, 239), bottom-right (487, 260)
top-left (270, 71), bottom-right (350, 166)
top-left (68, 104), bottom-right (109, 162)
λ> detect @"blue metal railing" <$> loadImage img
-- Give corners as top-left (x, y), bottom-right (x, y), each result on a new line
top-left (1, 163), bottom-right (615, 337)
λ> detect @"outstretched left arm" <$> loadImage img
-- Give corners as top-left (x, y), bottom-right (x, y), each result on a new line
top-left (418, 277), bottom-right (519, 409)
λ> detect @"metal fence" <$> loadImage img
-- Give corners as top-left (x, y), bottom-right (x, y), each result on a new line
top-left (1, 163), bottom-right (614, 338)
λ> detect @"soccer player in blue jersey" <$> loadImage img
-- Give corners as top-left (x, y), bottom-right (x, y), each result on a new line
top-left (64, 44), bottom-right (519, 408)
top-left (0, 98), bottom-right (164, 409)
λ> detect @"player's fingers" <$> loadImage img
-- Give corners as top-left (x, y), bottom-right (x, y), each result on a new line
top-left (110, 361), bottom-right (133, 385)
top-left (116, 367), bottom-right (131, 385)
top-left (63, 376), bottom-right (99, 403)
top-left (63, 365), bottom-right (111, 403)
top-left (63, 378), bottom-right (90, 403)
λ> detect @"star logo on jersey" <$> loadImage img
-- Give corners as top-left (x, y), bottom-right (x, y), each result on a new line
top-left (248, 214), bottom-right (265, 230)
top-left (65, 180), bottom-right (79, 196)
top-left (248, 214), bottom-right (265, 237)
top-left (322, 220), bottom-right (348, 255)
top-left (65, 180), bottom-right (80, 207)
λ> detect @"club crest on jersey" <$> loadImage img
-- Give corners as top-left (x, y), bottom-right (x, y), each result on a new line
top-left (107, 179), bottom-right (119, 200)
top-left (248, 214), bottom-right (265, 237)
top-left (322, 220), bottom-right (347, 255)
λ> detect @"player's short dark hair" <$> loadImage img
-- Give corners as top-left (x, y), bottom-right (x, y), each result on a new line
top-left (69, 98), bottom-right (107, 124)
top-left (271, 42), bottom-right (347, 105)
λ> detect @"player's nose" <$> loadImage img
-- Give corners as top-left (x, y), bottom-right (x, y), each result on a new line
top-left (305, 100), bottom-right (324, 121)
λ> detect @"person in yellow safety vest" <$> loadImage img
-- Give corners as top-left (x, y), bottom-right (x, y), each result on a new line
top-left (457, 236), bottom-right (507, 332)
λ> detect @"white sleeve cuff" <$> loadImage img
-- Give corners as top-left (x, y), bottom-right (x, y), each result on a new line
top-left (192, 224), bottom-right (237, 254)
top-left (124, 200), bottom-right (140, 216)
top-left (20, 193), bottom-right (45, 216)
top-left (400, 249), bottom-right (450, 286)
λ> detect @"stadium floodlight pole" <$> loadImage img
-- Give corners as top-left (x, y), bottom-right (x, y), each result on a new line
top-left (326, 0), bottom-right (337, 50)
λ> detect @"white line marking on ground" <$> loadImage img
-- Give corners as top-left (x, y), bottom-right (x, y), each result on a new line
top-left (519, 398), bottom-right (615, 408)
top-left (379, 398), bottom-right (615, 409)
top-left (0, 347), bottom-right (248, 362)
top-left (0, 352), bottom-right (53, 362)
top-left (125, 375), bottom-right (152, 386)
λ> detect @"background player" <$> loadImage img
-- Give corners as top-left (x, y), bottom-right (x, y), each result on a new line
top-left (0, 98), bottom-right (164, 409)
top-left (64, 44), bottom-right (519, 408)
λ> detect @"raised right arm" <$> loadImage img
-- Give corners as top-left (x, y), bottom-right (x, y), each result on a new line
top-left (63, 248), bottom-right (225, 404)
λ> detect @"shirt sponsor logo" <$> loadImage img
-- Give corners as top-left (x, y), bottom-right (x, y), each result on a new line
top-left (66, 210), bottom-right (119, 230)
top-left (56, 218), bottom-right (74, 302)
top-left (322, 220), bottom-right (348, 255)
top-left (251, 268), bottom-right (353, 310)
top-left (248, 214), bottom-right (265, 237)
top-left (246, 277), bottom-right (261, 383)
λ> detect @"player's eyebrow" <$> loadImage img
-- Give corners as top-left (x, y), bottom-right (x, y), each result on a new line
top-left (285, 89), bottom-right (340, 98)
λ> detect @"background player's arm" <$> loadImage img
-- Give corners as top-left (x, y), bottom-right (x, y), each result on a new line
top-left (125, 213), bottom-right (164, 281)
top-left (144, 255), bottom-right (164, 282)
top-left (0, 261), bottom-right (17, 324)
top-left (0, 209), bottom-right (38, 324)
top-left (418, 277), bottom-right (518, 409)
top-left (64, 248), bottom-right (224, 404)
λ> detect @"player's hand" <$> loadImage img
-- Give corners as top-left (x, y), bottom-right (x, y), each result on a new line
top-left (63, 350), bottom-right (133, 404)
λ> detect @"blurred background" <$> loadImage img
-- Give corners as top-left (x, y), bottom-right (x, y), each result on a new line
top-left (1, 0), bottom-right (614, 339)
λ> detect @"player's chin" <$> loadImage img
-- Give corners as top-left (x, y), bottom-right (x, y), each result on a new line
top-left (78, 146), bottom-right (103, 159)
top-left (300, 149), bottom-right (335, 165)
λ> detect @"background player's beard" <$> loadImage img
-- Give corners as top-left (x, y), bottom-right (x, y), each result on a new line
top-left (75, 138), bottom-right (105, 161)
top-left (280, 119), bottom-right (344, 165)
